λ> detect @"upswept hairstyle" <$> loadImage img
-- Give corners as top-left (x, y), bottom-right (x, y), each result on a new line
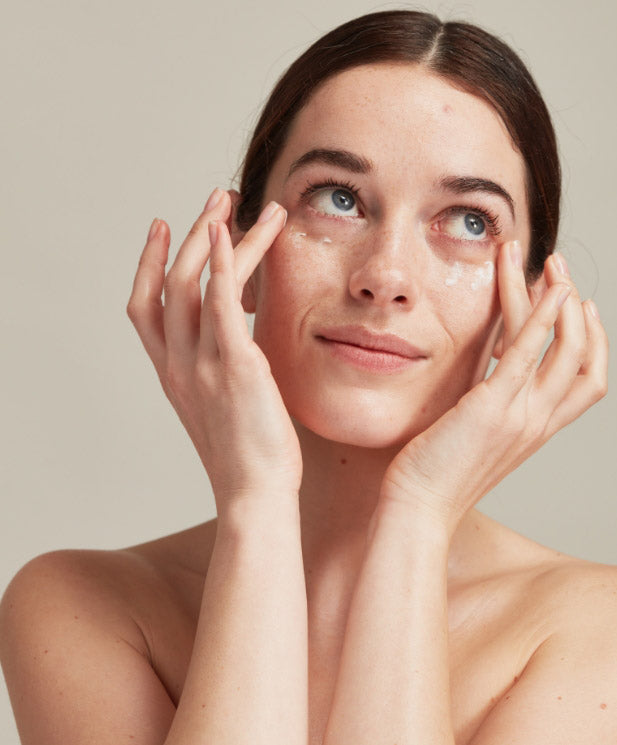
top-left (234, 9), bottom-right (560, 280)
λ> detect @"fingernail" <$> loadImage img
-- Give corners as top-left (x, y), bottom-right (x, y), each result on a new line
top-left (509, 240), bottom-right (522, 268)
top-left (554, 252), bottom-right (569, 277)
top-left (257, 201), bottom-right (280, 224)
top-left (204, 188), bottom-right (224, 212)
top-left (557, 284), bottom-right (572, 308)
top-left (587, 299), bottom-right (600, 319)
top-left (208, 220), bottom-right (218, 245)
top-left (148, 218), bottom-right (159, 241)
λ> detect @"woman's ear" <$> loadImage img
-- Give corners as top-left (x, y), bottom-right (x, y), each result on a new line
top-left (227, 188), bottom-right (258, 314)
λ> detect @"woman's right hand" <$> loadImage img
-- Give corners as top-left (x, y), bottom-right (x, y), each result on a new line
top-left (126, 189), bottom-right (303, 517)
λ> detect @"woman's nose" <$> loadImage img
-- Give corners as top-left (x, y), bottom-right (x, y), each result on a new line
top-left (348, 227), bottom-right (420, 308)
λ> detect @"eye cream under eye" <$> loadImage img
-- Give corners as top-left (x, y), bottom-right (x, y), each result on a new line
top-left (470, 261), bottom-right (495, 290)
top-left (445, 262), bottom-right (464, 286)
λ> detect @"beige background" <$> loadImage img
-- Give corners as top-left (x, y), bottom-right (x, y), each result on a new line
top-left (1, 0), bottom-right (615, 741)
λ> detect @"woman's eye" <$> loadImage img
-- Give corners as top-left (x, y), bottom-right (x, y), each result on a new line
top-left (308, 188), bottom-right (359, 217)
top-left (438, 211), bottom-right (488, 241)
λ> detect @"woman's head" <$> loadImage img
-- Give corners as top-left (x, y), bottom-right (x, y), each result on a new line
top-left (230, 11), bottom-right (559, 449)
top-left (234, 9), bottom-right (560, 280)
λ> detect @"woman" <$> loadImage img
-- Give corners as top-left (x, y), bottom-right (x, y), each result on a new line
top-left (0, 9), bottom-right (612, 745)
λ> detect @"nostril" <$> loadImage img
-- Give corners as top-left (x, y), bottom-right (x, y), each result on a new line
top-left (361, 288), bottom-right (373, 298)
top-left (395, 295), bottom-right (407, 303)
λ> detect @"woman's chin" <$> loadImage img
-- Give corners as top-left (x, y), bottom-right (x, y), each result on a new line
top-left (289, 400), bottom-right (425, 451)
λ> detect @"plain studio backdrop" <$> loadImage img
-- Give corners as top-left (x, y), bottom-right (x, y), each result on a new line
top-left (1, 0), bottom-right (615, 741)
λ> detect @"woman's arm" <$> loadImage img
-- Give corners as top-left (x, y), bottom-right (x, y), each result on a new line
top-left (0, 189), bottom-right (310, 745)
top-left (322, 502), bottom-right (454, 745)
top-left (0, 502), bottom-right (308, 745)
top-left (322, 244), bottom-right (609, 745)
top-left (165, 498), bottom-right (308, 745)
top-left (128, 191), bottom-right (309, 745)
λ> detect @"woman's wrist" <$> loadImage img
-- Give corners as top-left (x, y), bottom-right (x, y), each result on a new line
top-left (216, 491), bottom-right (302, 539)
top-left (373, 493), bottom-right (453, 548)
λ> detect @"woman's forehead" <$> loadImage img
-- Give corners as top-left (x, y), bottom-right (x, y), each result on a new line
top-left (273, 63), bottom-right (526, 200)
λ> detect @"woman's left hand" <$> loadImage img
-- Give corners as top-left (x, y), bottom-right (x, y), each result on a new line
top-left (378, 242), bottom-right (608, 538)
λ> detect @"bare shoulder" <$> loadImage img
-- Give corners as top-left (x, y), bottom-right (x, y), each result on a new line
top-left (534, 551), bottom-right (617, 631)
top-left (465, 521), bottom-right (617, 744)
top-left (0, 522), bottom-right (218, 745)
top-left (0, 546), bottom-right (183, 744)
top-left (0, 518), bottom-right (217, 659)
top-left (0, 547), bottom-right (159, 661)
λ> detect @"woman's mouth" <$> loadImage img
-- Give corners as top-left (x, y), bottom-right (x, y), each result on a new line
top-left (314, 326), bottom-right (427, 373)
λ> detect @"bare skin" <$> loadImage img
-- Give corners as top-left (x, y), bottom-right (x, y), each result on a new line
top-left (1, 63), bottom-right (612, 744)
top-left (18, 513), bottom-right (614, 745)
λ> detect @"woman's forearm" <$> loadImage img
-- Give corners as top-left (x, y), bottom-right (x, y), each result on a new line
top-left (323, 500), bottom-right (455, 745)
top-left (164, 497), bottom-right (308, 745)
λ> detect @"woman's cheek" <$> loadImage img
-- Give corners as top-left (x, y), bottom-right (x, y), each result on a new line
top-left (265, 221), bottom-right (350, 288)
top-left (442, 258), bottom-right (495, 291)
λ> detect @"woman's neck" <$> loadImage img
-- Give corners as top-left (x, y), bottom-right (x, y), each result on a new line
top-left (293, 418), bottom-right (485, 630)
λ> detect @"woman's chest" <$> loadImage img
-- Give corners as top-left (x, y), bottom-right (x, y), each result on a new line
top-left (305, 607), bottom-right (539, 745)
top-left (148, 569), bottom-right (548, 745)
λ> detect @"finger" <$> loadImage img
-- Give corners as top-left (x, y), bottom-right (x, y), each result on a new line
top-left (199, 220), bottom-right (254, 365)
top-left (487, 281), bottom-right (572, 401)
top-left (534, 253), bottom-right (587, 410)
top-left (543, 299), bottom-right (609, 436)
top-left (232, 201), bottom-right (287, 287)
top-left (163, 190), bottom-right (231, 366)
top-left (126, 218), bottom-right (170, 373)
top-left (498, 239), bottom-right (533, 349)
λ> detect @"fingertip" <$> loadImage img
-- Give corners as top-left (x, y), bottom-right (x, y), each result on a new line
top-left (147, 218), bottom-right (159, 242)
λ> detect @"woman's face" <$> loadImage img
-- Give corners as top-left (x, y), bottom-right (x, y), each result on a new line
top-left (243, 63), bottom-right (531, 448)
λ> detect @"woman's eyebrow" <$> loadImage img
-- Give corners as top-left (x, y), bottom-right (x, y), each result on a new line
top-left (285, 152), bottom-right (516, 220)
top-left (439, 175), bottom-right (516, 219)
top-left (286, 148), bottom-right (374, 180)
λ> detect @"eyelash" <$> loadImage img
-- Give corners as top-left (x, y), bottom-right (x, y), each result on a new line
top-left (298, 178), bottom-right (503, 237)
top-left (299, 177), bottom-right (362, 209)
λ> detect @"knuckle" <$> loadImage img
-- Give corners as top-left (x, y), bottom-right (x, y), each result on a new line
top-left (126, 298), bottom-right (144, 323)
top-left (208, 296), bottom-right (226, 323)
top-left (590, 375), bottom-right (608, 402)
top-left (195, 360), bottom-right (216, 392)
top-left (516, 347), bottom-right (538, 377)
top-left (525, 417), bottom-right (547, 444)
top-left (163, 271), bottom-right (180, 294)
top-left (126, 300), bottom-right (138, 320)
top-left (503, 407), bottom-right (526, 437)
top-left (165, 363), bottom-right (189, 399)
top-left (574, 345), bottom-right (587, 368)
top-left (187, 217), bottom-right (206, 240)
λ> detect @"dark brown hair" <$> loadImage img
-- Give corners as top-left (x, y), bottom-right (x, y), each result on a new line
top-left (234, 9), bottom-right (560, 280)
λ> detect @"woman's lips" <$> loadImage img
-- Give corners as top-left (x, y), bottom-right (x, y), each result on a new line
top-left (314, 324), bottom-right (427, 372)
top-left (316, 337), bottom-right (424, 373)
